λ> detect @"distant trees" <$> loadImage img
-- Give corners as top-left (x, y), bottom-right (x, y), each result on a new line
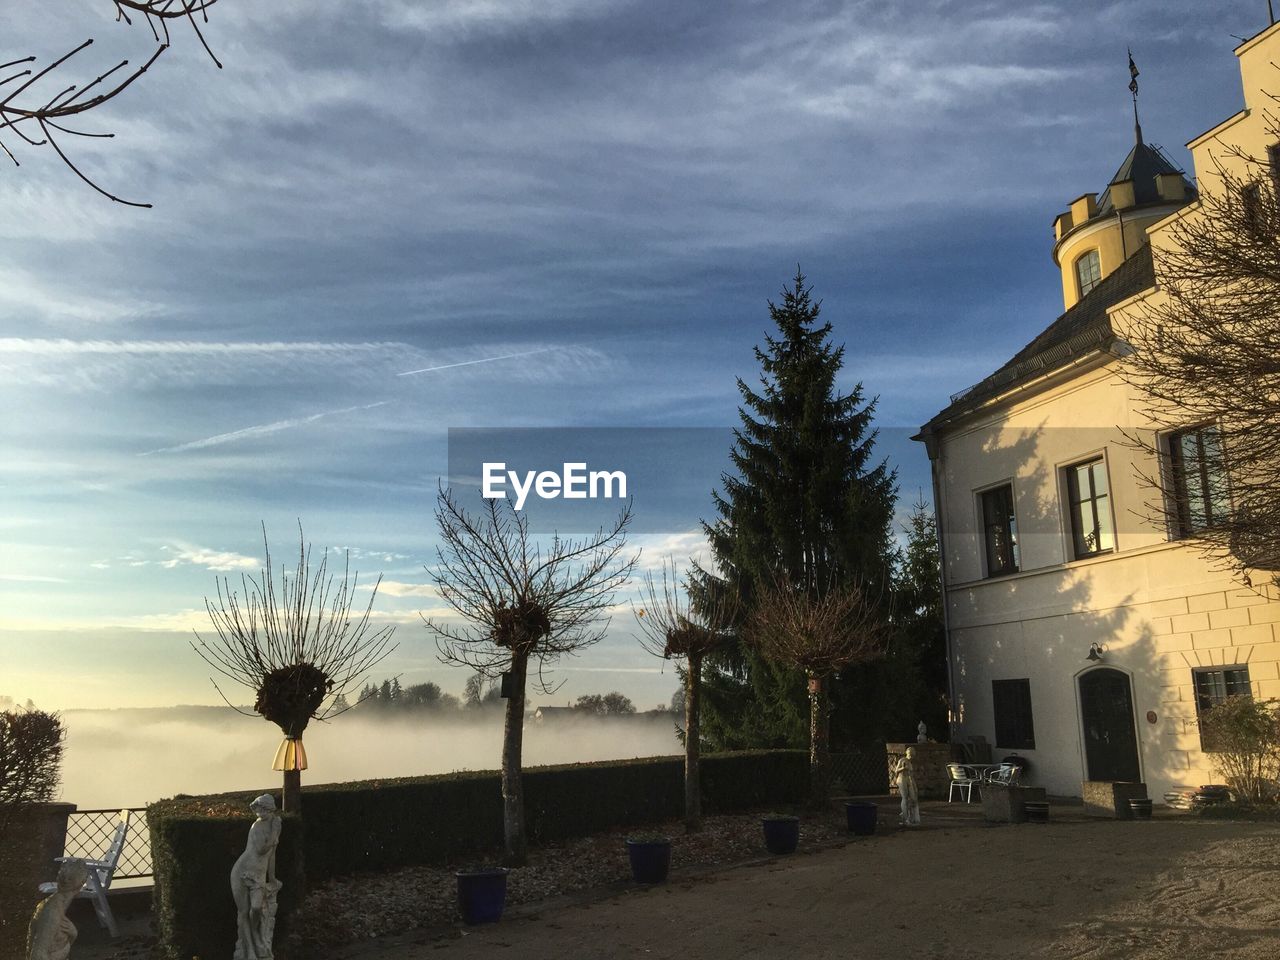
top-left (698, 271), bottom-right (899, 751)
top-left (573, 692), bottom-right (636, 716)
top-left (3, 0), bottom-right (223, 205)
top-left (355, 679), bottom-right (462, 714)
top-left (192, 526), bottom-right (397, 813)
top-left (424, 489), bottom-right (636, 865)
top-left (1120, 147), bottom-right (1280, 589)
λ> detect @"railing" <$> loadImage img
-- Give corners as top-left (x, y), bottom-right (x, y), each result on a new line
top-left (63, 808), bottom-right (152, 880)
top-left (829, 747), bottom-right (889, 796)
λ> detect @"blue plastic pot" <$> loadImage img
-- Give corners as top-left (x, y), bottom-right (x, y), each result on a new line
top-left (456, 867), bottom-right (509, 924)
top-left (761, 815), bottom-right (800, 855)
top-left (626, 838), bottom-right (672, 883)
top-left (845, 801), bottom-right (878, 836)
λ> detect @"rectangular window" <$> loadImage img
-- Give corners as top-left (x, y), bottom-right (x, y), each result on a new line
top-left (980, 484), bottom-right (1019, 577)
top-left (1065, 458), bottom-right (1115, 558)
top-left (1168, 424), bottom-right (1229, 537)
top-left (992, 679), bottom-right (1035, 750)
top-left (1268, 143), bottom-right (1280, 193)
top-left (1242, 182), bottom-right (1263, 233)
top-left (1193, 666), bottom-right (1251, 751)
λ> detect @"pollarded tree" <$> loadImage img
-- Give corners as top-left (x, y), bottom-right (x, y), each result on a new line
top-left (747, 575), bottom-right (892, 805)
top-left (634, 558), bottom-right (736, 830)
top-left (1120, 146), bottom-right (1280, 589)
top-left (192, 525), bottom-right (398, 813)
top-left (699, 270), bottom-right (897, 750)
top-left (423, 489), bottom-right (637, 865)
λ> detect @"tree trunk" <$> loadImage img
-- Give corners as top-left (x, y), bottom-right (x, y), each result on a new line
top-left (282, 769), bottom-right (302, 814)
top-left (684, 652), bottom-right (703, 832)
top-left (808, 671), bottom-right (830, 808)
top-left (501, 651), bottom-right (529, 866)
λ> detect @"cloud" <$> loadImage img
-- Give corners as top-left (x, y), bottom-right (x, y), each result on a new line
top-left (158, 544), bottom-right (260, 572)
top-left (375, 580), bottom-right (439, 599)
top-left (0, 573), bottom-right (69, 583)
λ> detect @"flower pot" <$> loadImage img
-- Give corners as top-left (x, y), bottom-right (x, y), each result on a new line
top-left (761, 815), bottom-right (800, 855)
top-left (1023, 800), bottom-right (1050, 823)
top-left (1128, 798), bottom-right (1153, 821)
top-left (845, 801), bottom-right (878, 836)
top-left (455, 867), bottom-right (509, 924)
top-left (626, 838), bottom-right (672, 884)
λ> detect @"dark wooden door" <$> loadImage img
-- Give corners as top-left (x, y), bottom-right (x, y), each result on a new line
top-left (1079, 668), bottom-right (1141, 782)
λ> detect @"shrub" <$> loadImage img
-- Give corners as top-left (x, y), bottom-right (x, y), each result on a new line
top-left (1198, 696), bottom-right (1280, 804)
top-left (148, 799), bottom-right (304, 960)
top-left (0, 707), bottom-right (65, 957)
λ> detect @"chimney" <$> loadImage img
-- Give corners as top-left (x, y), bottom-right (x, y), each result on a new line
top-left (1069, 193), bottom-right (1098, 225)
top-left (1155, 172), bottom-right (1186, 201)
top-left (1110, 179), bottom-right (1137, 211)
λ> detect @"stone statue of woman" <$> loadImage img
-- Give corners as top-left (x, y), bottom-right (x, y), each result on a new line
top-left (232, 794), bottom-right (283, 960)
top-left (894, 746), bottom-right (921, 827)
top-left (27, 859), bottom-right (89, 960)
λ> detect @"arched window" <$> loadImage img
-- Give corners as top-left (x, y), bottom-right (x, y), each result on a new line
top-left (1075, 249), bottom-right (1102, 298)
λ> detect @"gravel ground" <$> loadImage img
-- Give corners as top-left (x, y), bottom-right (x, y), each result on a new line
top-left (286, 808), bottom-right (853, 951)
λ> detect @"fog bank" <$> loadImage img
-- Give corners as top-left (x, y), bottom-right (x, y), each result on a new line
top-left (60, 706), bottom-right (682, 809)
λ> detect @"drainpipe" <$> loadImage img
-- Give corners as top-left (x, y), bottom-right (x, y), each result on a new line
top-left (922, 430), bottom-right (958, 744)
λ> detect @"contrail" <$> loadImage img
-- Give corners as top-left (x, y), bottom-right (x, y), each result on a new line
top-left (397, 347), bottom-right (557, 377)
top-left (141, 401), bottom-right (388, 455)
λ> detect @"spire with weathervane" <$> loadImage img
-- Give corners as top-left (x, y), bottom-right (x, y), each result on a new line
top-left (1128, 48), bottom-right (1142, 145)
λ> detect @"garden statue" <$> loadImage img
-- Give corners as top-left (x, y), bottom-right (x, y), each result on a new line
top-left (916, 720), bottom-right (927, 743)
top-left (894, 746), bottom-right (921, 827)
top-left (232, 794), bottom-right (283, 960)
top-left (27, 858), bottom-right (89, 960)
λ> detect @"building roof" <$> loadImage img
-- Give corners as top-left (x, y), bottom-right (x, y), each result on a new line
top-left (1094, 141), bottom-right (1196, 218)
top-left (919, 244), bottom-right (1155, 435)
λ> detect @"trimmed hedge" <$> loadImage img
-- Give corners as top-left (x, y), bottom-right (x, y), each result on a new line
top-left (149, 750), bottom-right (805, 957)
top-left (148, 799), bottom-right (304, 960)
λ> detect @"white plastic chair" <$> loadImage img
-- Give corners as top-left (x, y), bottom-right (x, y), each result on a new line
top-left (38, 815), bottom-right (128, 937)
top-left (985, 763), bottom-right (1022, 786)
top-left (947, 763), bottom-right (982, 803)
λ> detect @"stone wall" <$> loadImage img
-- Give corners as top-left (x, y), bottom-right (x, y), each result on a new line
top-left (886, 742), bottom-right (952, 800)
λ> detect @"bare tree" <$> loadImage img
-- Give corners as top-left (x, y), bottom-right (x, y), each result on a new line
top-left (1120, 144), bottom-right (1280, 590)
top-left (423, 489), bottom-right (637, 865)
top-left (2, 0), bottom-right (220, 206)
top-left (192, 525), bottom-right (398, 812)
top-left (633, 558), bottom-right (735, 831)
top-left (747, 576), bottom-right (892, 805)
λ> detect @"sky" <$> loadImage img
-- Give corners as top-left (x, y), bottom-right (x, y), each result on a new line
top-left (0, 0), bottom-right (1263, 711)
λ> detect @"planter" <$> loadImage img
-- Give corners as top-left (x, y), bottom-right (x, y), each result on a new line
top-left (1128, 798), bottom-right (1154, 821)
top-left (1023, 801), bottom-right (1049, 824)
top-left (761, 815), bottom-right (800, 855)
top-left (626, 838), bottom-right (672, 884)
top-left (845, 801), bottom-right (878, 836)
top-left (455, 868), bottom-right (509, 925)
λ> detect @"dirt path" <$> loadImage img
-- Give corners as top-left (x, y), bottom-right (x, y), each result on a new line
top-left (344, 819), bottom-right (1280, 960)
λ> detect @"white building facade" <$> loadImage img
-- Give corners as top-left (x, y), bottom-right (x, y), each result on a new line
top-left (916, 24), bottom-right (1280, 800)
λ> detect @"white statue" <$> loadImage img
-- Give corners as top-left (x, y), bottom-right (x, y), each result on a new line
top-left (232, 794), bottom-right (283, 960)
top-left (916, 720), bottom-right (927, 743)
top-left (894, 746), bottom-right (921, 827)
top-left (28, 858), bottom-right (89, 960)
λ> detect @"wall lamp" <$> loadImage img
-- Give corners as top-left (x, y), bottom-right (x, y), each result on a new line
top-left (1086, 642), bottom-right (1105, 663)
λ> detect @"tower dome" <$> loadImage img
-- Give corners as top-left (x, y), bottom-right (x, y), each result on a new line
top-left (1052, 140), bottom-right (1196, 311)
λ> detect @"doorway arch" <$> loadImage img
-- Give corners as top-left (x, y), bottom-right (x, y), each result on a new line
top-left (1078, 667), bottom-right (1141, 782)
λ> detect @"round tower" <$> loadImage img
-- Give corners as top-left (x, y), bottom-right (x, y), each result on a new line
top-left (1052, 139), bottom-right (1195, 311)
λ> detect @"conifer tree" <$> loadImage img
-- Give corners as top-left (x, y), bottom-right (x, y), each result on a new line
top-left (698, 270), bottom-right (897, 750)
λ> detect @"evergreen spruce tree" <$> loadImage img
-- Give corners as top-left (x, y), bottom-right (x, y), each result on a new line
top-left (698, 270), bottom-right (897, 751)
